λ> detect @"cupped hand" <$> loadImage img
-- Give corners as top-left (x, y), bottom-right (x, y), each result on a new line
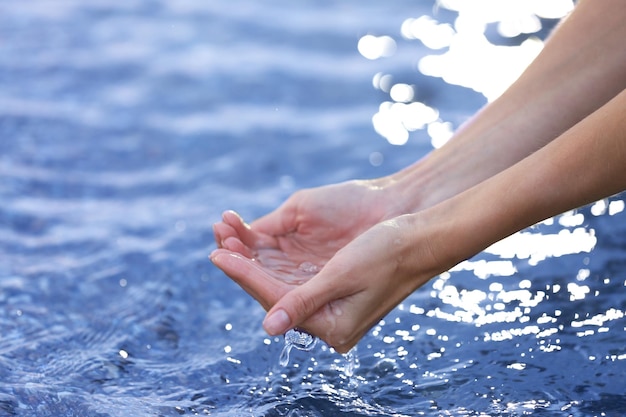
top-left (212, 212), bottom-right (444, 353)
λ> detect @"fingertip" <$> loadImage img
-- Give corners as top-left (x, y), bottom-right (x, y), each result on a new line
top-left (263, 308), bottom-right (292, 336)
top-left (223, 210), bottom-right (245, 226)
top-left (209, 249), bottom-right (239, 265)
top-left (209, 249), bottom-right (223, 264)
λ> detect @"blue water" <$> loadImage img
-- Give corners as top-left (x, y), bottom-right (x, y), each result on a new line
top-left (1, 1), bottom-right (625, 416)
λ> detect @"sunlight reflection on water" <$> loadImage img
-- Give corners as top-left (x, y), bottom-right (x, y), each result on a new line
top-left (361, 0), bottom-right (575, 147)
top-left (2, 0), bottom-right (625, 415)
top-left (352, 12), bottom-right (626, 412)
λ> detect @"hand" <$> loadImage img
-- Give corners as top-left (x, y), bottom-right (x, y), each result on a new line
top-left (210, 180), bottom-right (404, 334)
top-left (212, 213), bottom-right (443, 353)
top-left (211, 179), bottom-right (397, 287)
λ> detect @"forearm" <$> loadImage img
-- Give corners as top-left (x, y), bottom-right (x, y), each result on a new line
top-left (382, 0), bottom-right (626, 215)
top-left (418, 88), bottom-right (626, 270)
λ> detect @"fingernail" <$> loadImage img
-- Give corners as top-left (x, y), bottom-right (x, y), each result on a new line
top-left (209, 250), bottom-right (222, 263)
top-left (263, 309), bottom-right (291, 336)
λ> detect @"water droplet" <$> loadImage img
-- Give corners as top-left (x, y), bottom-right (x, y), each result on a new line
top-left (298, 262), bottom-right (320, 274)
top-left (285, 328), bottom-right (317, 350)
top-left (279, 343), bottom-right (292, 367)
top-left (343, 347), bottom-right (360, 377)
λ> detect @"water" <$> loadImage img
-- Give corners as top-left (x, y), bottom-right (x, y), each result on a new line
top-left (280, 329), bottom-right (318, 367)
top-left (1, 1), bottom-right (625, 416)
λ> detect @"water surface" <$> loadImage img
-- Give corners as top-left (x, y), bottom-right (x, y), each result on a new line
top-left (1, 1), bottom-right (625, 416)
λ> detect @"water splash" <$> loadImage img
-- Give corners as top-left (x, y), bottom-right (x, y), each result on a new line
top-left (279, 328), bottom-right (318, 367)
top-left (279, 329), bottom-right (361, 380)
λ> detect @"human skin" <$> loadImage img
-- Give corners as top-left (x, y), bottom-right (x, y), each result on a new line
top-left (210, 0), bottom-right (626, 353)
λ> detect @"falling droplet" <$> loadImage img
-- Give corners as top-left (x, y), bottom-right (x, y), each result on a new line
top-left (343, 346), bottom-right (360, 377)
top-left (279, 343), bottom-right (292, 367)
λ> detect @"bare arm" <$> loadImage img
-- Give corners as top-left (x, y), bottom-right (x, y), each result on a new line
top-left (382, 0), bottom-right (626, 215)
top-left (212, 0), bottom-right (626, 353)
top-left (423, 88), bottom-right (626, 272)
top-left (262, 89), bottom-right (626, 352)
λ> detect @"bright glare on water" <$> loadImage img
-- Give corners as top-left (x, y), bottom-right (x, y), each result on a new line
top-left (1, 0), bottom-right (625, 416)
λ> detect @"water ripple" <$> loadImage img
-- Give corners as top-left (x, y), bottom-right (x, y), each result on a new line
top-left (1, 0), bottom-right (625, 416)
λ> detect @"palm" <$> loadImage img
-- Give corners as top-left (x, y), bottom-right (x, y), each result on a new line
top-left (252, 201), bottom-right (372, 283)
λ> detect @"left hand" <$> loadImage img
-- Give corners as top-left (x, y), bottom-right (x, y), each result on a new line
top-left (210, 180), bottom-right (399, 311)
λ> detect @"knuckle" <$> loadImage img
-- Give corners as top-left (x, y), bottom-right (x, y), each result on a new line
top-left (289, 291), bottom-right (320, 323)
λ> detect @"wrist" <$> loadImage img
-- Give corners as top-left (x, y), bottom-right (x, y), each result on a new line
top-left (387, 212), bottom-right (458, 290)
top-left (397, 187), bottom-right (500, 282)
top-left (377, 151), bottom-right (454, 217)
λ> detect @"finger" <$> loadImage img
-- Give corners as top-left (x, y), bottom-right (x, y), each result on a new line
top-left (281, 287), bottom-right (383, 354)
top-left (222, 210), bottom-right (277, 248)
top-left (250, 202), bottom-right (297, 237)
top-left (210, 249), bottom-right (289, 311)
top-left (212, 223), bottom-right (223, 247)
top-left (212, 221), bottom-right (237, 248)
top-left (262, 272), bottom-right (350, 337)
top-left (214, 222), bottom-right (256, 258)
top-left (221, 236), bottom-right (256, 259)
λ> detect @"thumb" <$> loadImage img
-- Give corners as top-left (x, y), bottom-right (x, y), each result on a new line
top-left (262, 275), bottom-right (339, 336)
top-left (251, 201), bottom-right (297, 237)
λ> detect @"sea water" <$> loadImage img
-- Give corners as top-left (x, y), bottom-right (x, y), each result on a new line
top-left (1, 1), bottom-right (625, 416)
